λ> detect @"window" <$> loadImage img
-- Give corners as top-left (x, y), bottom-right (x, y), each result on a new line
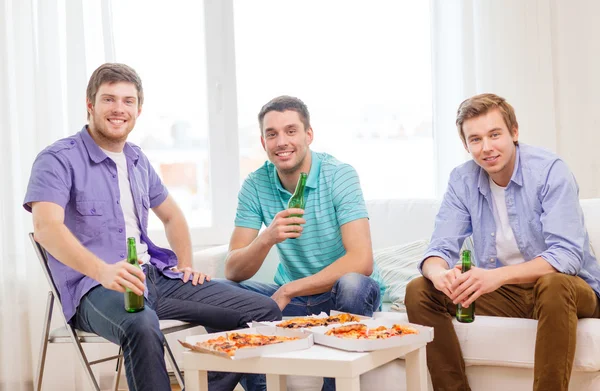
top-left (110, 1), bottom-right (212, 230)
top-left (234, 0), bottom-right (434, 199)
top-left (105, 0), bottom-right (433, 245)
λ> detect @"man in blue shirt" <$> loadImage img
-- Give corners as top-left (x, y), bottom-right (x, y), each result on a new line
top-left (225, 96), bottom-right (384, 390)
top-left (24, 63), bottom-right (281, 391)
top-left (405, 93), bottom-right (600, 391)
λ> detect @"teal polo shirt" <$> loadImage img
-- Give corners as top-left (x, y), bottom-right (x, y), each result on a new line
top-left (235, 151), bottom-right (385, 299)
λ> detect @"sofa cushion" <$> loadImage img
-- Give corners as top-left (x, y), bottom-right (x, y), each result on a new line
top-left (374, 312), bottom-right (600, 371)
top-left (374, 239), bottom-right (428, 310)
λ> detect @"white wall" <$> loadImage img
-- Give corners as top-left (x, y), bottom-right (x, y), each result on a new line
top-left (552, 0), bottom-right (600, 198)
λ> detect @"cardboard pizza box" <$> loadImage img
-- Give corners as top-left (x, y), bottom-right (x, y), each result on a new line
top-left (179, 326), bottom-right (313, 360)
top-left (251, 310), bottom-right (371, 329)
top-left (307, 318), bottom-right (434, 352)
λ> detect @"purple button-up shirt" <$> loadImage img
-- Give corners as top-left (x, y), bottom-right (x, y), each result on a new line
top-left (24, 126), bottom-right (181, 322)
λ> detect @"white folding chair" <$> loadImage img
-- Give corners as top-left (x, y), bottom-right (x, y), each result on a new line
top-left (30, 233), bottom-right (196, 390)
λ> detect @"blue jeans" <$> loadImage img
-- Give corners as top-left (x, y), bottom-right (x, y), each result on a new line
top-left (73, 264), bottom-right (282, 391)
top-left (225, 272), bottom-right (381, 391)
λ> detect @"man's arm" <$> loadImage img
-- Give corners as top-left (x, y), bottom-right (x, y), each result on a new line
top-left (152, 195), bottom-right (208, 285)
top-left (225, 208), bottom-right (305, 282)
top-left (271, 218), bottom-right (373, 308)
top-left (31, 201), bottom-right (145, 295)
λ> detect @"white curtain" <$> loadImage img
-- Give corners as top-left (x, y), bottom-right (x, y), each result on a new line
top-left (0, 1), bottom-right (115, 389)
top-left (431, 0), bottom-right (600, 198)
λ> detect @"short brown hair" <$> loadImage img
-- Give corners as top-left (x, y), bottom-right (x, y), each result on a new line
top-left (258, 95), bottom-right (310, 134)
top-left (456, 93), bottom-right (518, 145)
top-left (86, 63), bottom-right (144, 119)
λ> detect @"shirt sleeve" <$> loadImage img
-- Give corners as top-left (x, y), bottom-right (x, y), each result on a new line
top-left (331, 164), bottom-right (369, 226)
top-left (234, 175), bottom-right (263, 230)
top-left (420, 169), bottom-right (472, 273)
top-left (23, 152), bottom-right (72, 212)
top-left (146, 158), bottom-right (169, 208)
top-left (537, 160), bottom-right (586, 275)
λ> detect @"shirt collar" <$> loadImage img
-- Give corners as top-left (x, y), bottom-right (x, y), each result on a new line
top-left (478, 144), bottom-right (523, 196)
top-left (80, 125), bottom-right (139, 165)
top-left (273, 150), bottom-right (320, 194)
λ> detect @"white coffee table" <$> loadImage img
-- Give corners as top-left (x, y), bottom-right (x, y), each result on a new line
top-left (183, 340), bottom-right (430, 391)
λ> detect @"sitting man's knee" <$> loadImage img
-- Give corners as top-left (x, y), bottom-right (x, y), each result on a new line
top-left (120, 311), bottom-right (162, 342)
top-left (333, 273), bottom-right (380, 315)
top-left (405, 276), bottom-right (430, 310)
top-left (534, 273), bottom-right (574, 301)
top-left (335, 273), bottom-right (378, 295)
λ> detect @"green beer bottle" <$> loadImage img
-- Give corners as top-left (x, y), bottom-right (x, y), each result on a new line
top-left (287, 172), bottom-right (308, 219)
top-left (456, 250), bottom-right (475, 323)
top-left (124, 237), bottom-right (144, 313)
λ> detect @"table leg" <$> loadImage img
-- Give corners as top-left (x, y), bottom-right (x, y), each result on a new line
top-left (405, 345), bottom-right (428, 391)
top-left (335, 376), bottom-right (360, 390)
top-left (185, 369), bottom-right (208, 391)
top-left (266, 374), bottom-right (287, 391)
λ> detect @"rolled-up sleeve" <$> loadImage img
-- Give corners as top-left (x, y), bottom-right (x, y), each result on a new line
top-left (537, 160), bottom-right (585, 275)
top-left (235, 176), bottom-right (263, 230)
top-left (420, 170), bottom-right (472, 274)
top-left (23, 152), bottom-right (72, 212)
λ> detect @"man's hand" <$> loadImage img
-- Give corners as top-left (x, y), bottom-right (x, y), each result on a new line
top-left (97, 260), bottom-right (146, 295)
top-left (262, 208), bottom-right (306, 246)
top-left (271, 285), bottom-right (293, 311)
top-left (429, 263), bottom-right (462, 299)
top-left (172, 266), bottom-right (211, 285)
top-left (450, 267), bottom-right (504, 307)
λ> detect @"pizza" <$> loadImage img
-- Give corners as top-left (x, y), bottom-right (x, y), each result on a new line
top-left (276, 313), bottom-right (362, 328)
top-left (187, 332), bottom-right (299, 356)
top-left (325, 323), bottom-right (418, 339)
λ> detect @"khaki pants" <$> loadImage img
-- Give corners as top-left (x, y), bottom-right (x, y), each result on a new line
top-left (405, 274), bottom-right (600, 391)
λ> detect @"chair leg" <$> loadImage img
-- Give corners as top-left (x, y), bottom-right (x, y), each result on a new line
top-left (112, 347), bottom-right (123, 391)
top-left (67, 325), bottom-right (102, 391)
top-left (35, 292), bottom-right (54, 391)
top-left (164, 338), bottom-right (185, 389)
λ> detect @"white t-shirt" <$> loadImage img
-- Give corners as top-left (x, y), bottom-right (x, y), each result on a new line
top-left (489, 177), bottom-right (525, 266)
top-left (101, 148), bottom-right (151, 264)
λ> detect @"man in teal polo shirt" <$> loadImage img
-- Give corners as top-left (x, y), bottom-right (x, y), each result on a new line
top-left (225, 95), bottom-right (384, 320)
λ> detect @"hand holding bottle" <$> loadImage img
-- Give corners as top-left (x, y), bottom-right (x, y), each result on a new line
top-left (262, 209), bottom-right (306, 245)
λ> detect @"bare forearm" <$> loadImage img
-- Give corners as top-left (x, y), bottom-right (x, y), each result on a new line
top-left (422, 256), bottom-right (451, 281)
top-left (163, 215), bottom-right (193, 268)
top-left (284, 253), bottom-right (373, 297)
top-left (495, 257), bottom-right (557, 285)
top-left (33, 223), bottom-right (105, 281)
top-left (225, 233), bottom-right (272, 282)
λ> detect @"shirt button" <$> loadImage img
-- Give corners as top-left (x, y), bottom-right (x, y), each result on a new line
top-left (120, 253), bottom-right (125, 258)
top-left (90, 208), bottom-right (96, 214)
top-left (119, 228), bottom-right (123, 233)
top-left (112, 174), bottom-right (117, 179)
top-left (70, 140), bottom-right (75, 145)
top-left (491, 232), bottom-right (495, 236)
top-left (117, 200), bottom-right (120, 204)
top-left (490, 258), bottom-right (495, 263)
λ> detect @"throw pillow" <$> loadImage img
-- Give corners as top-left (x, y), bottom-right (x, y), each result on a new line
top-left (374, 239), bottom-right (429, 312)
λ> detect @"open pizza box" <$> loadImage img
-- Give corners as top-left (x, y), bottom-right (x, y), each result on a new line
top-left (250, 310), bottom-right (371, 329)
top-left (307, 318), bottom-right (434, 352)
top-left (179, 326), bottom-right (313, 360)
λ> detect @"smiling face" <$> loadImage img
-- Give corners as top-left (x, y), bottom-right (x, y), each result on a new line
top-left (462, 108), bottom-right (519, 187)
top-left (260, 110), bottom-right (313, 175)
top-left (86, 81), bottom-right (142, 151)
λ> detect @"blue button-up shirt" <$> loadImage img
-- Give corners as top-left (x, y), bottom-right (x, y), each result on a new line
top-left (24, 126), bottom-right (181, 322)
top-left (421, 144), bottom-right (600, 299)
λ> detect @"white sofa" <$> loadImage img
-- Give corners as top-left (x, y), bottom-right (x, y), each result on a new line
top-left (192, 198), bottom-right (600, 391)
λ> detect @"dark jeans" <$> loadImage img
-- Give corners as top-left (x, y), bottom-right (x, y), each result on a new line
top-left (223, 272), bottom-right (381, 391)
top-left (73, 264), bottom-right (282, 391)
top-left (405, 274), bottom-right (600, 391)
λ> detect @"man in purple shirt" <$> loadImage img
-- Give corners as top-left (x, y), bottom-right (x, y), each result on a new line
top-left (24, 63), bottom-right (281, 391)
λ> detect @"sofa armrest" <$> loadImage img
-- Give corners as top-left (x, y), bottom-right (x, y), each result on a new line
top-left (193, 244), bottom-right (229, 278)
